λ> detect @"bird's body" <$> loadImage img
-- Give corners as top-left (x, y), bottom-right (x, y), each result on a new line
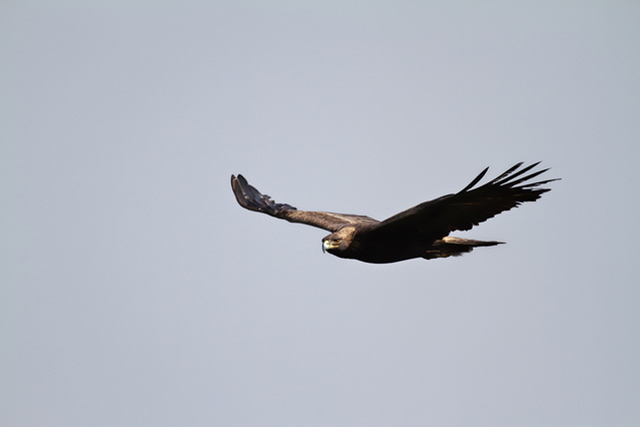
top-left (231, 162), bottom-right (558, 263)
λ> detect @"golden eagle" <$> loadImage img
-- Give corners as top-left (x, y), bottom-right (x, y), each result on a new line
top-left (231, 162), bottom-right (558, 264)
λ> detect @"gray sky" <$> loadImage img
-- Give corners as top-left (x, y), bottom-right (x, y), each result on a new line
top-left (2, 1), bottom-right (640, 426)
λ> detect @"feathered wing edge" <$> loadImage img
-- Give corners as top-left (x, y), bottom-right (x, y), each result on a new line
top-left (371, 162), bottom-right (559, 237)
top-left (231, 174), bottom-right (379, 232)
top-left (231, 174), bottom-right (296, 216)
top-left (462, 161), bottom-right (559, 202)
top-left (446, 161), bottom-right (560, 230)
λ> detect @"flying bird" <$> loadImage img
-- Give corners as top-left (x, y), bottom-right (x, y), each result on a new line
top-left (231, 162), bottom-right (558, 264)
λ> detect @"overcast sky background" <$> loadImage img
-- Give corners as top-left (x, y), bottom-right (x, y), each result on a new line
top-left (2, 1), bottom-right (640, 426)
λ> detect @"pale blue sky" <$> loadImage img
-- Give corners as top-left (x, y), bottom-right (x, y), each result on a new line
top-left (2, 1), bottom-right (640, 426)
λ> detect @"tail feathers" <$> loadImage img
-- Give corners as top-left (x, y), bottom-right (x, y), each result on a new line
top-left (422, 236), bottom-right (504, 260)
top-left (441, 236), bottom-right (504, 246)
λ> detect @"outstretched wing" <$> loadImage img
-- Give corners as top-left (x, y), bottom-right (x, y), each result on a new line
top-left (369, 162), bottom-right (559, 241)
top-left (231, 174), bottom-right (379, 232)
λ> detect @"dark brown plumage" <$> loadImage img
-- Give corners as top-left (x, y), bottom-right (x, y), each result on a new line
top-left (231, 162), bottom-right (558, 263)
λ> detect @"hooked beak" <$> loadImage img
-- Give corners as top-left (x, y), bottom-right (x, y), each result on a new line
top-left (322, 239), bottom-right (339, 253)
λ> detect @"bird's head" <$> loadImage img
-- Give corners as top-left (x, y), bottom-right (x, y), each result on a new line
top-left (322, 227), bottom-right (357, 257)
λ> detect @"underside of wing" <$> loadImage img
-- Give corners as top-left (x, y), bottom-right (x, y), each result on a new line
top-left (370, 162), bottom-right (559, 241)
top-left (231, 174), bottom-right (379, 232)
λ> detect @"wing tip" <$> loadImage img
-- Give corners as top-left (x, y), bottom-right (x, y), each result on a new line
top-left (230, 173), bottom-right (297, 215)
